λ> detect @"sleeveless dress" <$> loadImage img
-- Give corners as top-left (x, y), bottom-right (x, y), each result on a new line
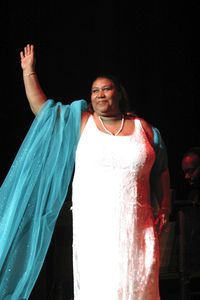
top-left (72, 115), bottom-right (160, 300)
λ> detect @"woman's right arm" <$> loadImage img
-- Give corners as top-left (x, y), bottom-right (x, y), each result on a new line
top-left (20, 44), bottom-right (47, 115)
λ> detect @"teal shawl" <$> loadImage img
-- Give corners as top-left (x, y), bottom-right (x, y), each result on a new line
top-left (0, 98), bottom-right (167, 299)
top-left (0, 99), bottom-right (87, 299)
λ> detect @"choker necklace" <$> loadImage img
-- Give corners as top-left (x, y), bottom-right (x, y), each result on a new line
top-left (98, 115), bottom-right (125, 136)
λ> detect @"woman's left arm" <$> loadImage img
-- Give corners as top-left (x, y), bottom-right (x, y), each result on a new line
top-left (153, 167), bottom-right (171, 235)
top-left (140, 118), bottom-right (171, 235)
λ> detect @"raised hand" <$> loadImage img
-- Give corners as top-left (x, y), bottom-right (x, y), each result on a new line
top-left (20, 44), bottom-right (35, 72)
top-left (20, 43), bottom-right (47, 114)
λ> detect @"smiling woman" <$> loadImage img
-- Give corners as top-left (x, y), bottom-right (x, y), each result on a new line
top-left (0, 44), bottom-right (171, 300)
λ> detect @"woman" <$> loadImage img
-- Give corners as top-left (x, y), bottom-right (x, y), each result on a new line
top-left (0, 44), bottom-right (170, 300)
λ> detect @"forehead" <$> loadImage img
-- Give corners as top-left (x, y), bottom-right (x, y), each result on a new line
top-left (92, 77), bottom-right (114, 87)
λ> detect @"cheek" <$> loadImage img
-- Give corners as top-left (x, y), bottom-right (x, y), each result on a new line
top-left (112, 98), bottom-right (120, 108)
top-left (91, 98), bottom-right (96, 107)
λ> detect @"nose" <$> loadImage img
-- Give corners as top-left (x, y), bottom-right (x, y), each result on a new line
top-left (97, 89), bottom-right (105, 98)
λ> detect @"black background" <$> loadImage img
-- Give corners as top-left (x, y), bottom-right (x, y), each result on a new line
top-left (1, 1), bottom-right (199, 193)
top-left (0, 1), bottom-right (200, 299)
top-left (1, 1), bottom-right (199, 192)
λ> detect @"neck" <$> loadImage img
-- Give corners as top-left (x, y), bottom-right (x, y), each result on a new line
top-left (94, 112), bottom-right (123, 122)
top-left (97, 114), bottom-right (125, 136)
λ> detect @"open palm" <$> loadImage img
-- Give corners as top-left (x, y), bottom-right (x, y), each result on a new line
top-left (20, 44), bottom-right (35, 71)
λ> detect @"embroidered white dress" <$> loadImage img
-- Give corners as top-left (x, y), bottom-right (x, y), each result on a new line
top-left (72, 116), bottom-right (160, 300)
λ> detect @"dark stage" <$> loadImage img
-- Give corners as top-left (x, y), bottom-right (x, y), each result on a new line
top-left (0, 1), bottom-right (200, 299)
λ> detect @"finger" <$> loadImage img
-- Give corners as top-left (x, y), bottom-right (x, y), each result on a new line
top-left (20, 51), bottom-right (24, 60)
top-left (26, 44), bottom-right (30, 55)
top-left (24, 46), bottom-right (28, 56)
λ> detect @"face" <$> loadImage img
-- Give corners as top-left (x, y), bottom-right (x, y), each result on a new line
top-left (90, 77), bottom-right (121, 116)
top-left (182, 153), bottom-right (200, 187)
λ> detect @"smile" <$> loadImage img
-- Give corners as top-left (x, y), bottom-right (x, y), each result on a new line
top-left (97, 100), bottom-right (107, 104)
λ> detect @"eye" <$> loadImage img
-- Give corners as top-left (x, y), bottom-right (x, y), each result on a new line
top-left (91, 88), bottom-right (99, 94)
top-left (103, 86), bottom-right (113, 91)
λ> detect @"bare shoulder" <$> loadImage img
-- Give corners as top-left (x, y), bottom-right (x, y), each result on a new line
top-left (81, 111), bottom-right (90, 121)
top-left (81, 111), bottom-right (91, 133)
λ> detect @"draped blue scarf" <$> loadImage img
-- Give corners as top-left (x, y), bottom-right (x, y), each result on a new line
top-left (0, 99), bottom-right (87, 299)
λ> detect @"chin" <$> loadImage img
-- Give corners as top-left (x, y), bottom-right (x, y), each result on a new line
top-left (97, 109), bottom-right (111, 116)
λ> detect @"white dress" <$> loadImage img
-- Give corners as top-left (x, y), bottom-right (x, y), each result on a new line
top-left (72, 116), bottom-right (160, 300)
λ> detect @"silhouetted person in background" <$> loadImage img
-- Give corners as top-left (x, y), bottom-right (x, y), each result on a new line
top-left (181, 146), bottom-right (200, 273)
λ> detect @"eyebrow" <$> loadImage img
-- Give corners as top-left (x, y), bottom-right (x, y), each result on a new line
top-left (91, 85), bottom-right (114, 89)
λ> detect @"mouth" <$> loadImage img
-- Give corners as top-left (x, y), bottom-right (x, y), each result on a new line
top-left (96, 100), bottom-right (109, 108)
top-left (97, 100), bottom-right (107, 104)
